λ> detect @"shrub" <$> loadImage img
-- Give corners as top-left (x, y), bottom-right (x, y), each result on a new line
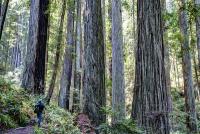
top-left (99, 118), bottom-right (142, 134)
top-left (0, 77), bottom-right (31, 130)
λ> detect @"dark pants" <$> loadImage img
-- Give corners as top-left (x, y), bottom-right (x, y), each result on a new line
top-left (37, 112), bottom-right (43, 127)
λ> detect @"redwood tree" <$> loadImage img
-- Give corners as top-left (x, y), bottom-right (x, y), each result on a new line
top-left (194, 0), bottom-right (200, 71)
top-left (111, 0), bottom-right (125, 124)
top-left (131, 0), bottom-right (170, 133)
top-left (58, 0), bottom-right (75, 109)
top-left (83, 0), bottom-right (106, 129)
top-left (22, 0), bottom-right (49, 94)
top-left (179, 0), bottom-right (198, 132)
top-left (46, 0), bottom-right (66, 104)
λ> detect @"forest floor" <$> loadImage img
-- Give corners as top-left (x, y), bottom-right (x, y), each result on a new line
top-left (3, 126), bottom-right (34, 134)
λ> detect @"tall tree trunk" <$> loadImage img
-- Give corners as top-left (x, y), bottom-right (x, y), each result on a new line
top-left (22, 0), bottom-right (49, 94)
top-left (79, 0), bottom-right (84, 112)
top-left (131, 0), bottom-right (170, 133)
top-left (11, 15), bottom-right (22, 70)
top-left (179, 0), bottom-right (198, 132)
top-left (46, 0), bottom-right (66, 104)
top-left (195, 0), bottom-right (200, 72)
top-left (0, 0), bottom-right (2, 15)
top-left (162, 0), bottom-right (173, 113)
top-left (83, 0), bottom-right (106, 129)
top-left (33, 0), bottom-right (49, 94)
top-left (0, 0), bottom-right (9, 40)
top-left (194, 0), bottom-right (200, 98)
top-left (108, 0), bottom-right (112, 100)
top-left (132, 0), bottom-right (136, 46)
top-left (58, 0), bottom-right (75, 109)
top-left (175, 51), bottom-right (181, 88)
top-left (22, 0), bottom-right (40, 91)
top-left (72, 0), bottom-right (82, 112)
top-left (111, 0), bottom-right (125, 124)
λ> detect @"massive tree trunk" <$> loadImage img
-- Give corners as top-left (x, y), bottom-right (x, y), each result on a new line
top-left (179, 0), bottom-right (198, 132)
top-left (22, 0), bottom-right (39, 91)
top-left (33, 0), bottom-right (49, 94)
top-left (58, 0), bottom-right (75, 109)
top-left (111, 0), bottom-right (125, 124)
top-left (83, 0), bottom-right (106, 129)
top-left (0, 0), bottom-right (9, 40)
top-left (131, 0), bottom-right (170, 133)
top-left (22, 0), bottom-right (49, 94)
top-left (46, 0), bottom-right (66, 104)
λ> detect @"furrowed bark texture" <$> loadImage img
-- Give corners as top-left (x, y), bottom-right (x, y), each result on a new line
top-left (33, 0), bottom-right (49, 94)
top-left (131, 0), bottom-right (170, 133)
top-left (22, 0), bottom-right (49, 94)
top-left (179, 0), bottom-right (198, 132)
top-left (22, 0), bottom-right (39, 91)
top-left (111, 0), bottom-right (125, 124)
top-left (58, 0), bottom-right (75, 109)
top-left (83, 0), bottom-right (106, 128)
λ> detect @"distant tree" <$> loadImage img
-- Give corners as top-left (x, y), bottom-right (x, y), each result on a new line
top-left (179, 0), bottom-right (198, 132)
top-left (111, 0), bottom-right (125, 124)
top-left (131, 0), bottom-right (170, 133)
top-left (22, 0), bottom-right (49, 94)
top-left (58, 0), bottom-right (75, 109)
top-left (83, 0), bottom-right (106, 129)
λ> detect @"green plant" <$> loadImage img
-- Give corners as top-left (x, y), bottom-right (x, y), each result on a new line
top-left (99, 118), bottom-right (142, 134)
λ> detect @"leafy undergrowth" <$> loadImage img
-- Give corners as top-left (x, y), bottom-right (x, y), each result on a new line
top-left (98, 119), bottom-right (142, 134)
top-left (0, 77), bottom-right (31, 130)
top-left (170, 88), bottom-right (200, 133)
top-left (0, 77), bottom-right (80, 133)
top-left (36, 105), bottom-right (81, 134)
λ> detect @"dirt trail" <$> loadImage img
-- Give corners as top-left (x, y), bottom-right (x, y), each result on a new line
top-left (4, 126), bottom-right (34, 134)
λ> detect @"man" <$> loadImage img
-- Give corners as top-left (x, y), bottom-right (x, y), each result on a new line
top-left (34, 100), bottom-right (45, 127)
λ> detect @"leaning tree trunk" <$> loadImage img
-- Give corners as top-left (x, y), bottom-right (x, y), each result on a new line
top-left (179, 0), bottom-right (198, 132)
top-left (22, 0), bottom-right (49, 94)
top-left (83, 0), bottom-right (106, 129)
top-left (46, 0), bottom-right (66, 104)
top-left (111, 0), bottom-right (125, 124)
top-left (58, 0), bottom-right (75, 109)
top-left (131, 0), bottom-right (170, 133)
top-left (0, 0), bottom-right (9, 41)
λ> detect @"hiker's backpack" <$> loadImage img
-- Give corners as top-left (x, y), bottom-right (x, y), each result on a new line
top-left (34, 105), bottom-right (39, 113)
